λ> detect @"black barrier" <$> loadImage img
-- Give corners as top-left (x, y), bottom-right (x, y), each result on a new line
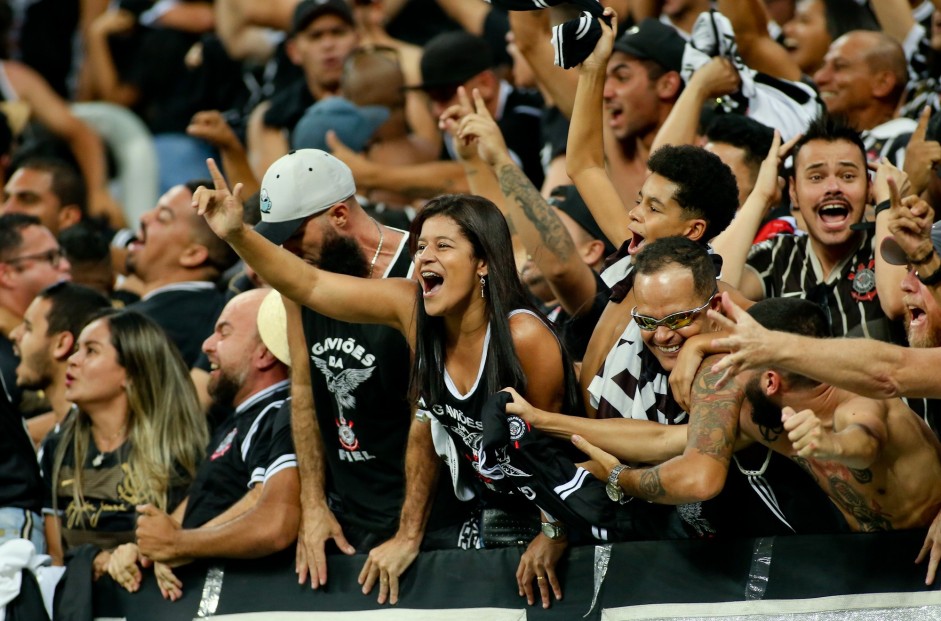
top-left (89, 531), bottom-right (941, 620)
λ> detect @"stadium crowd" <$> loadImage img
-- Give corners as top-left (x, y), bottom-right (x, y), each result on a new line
top-left (3, 0), bottom-right (941, 617)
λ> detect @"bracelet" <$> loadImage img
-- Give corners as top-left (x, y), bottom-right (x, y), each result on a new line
top-left (911, 249), bottom-right (937, 266)
top-left (917, 260), bottom-right (941, 286)
top-left (873, 199), bottom-right (891, 218)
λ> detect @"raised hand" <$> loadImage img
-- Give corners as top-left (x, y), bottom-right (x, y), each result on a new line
top-left (439, 86), bottom-right (478, 162)
top-left (456, 89), bottom-right (512, 167)
top-left (580, 7), bottom-right (618, 74)
top-left (886, 174), bottom-right (936, 264)
top-left (191, 158), bottom-right (246, 242)
top-left (902, 106), bottom-right (941, 197)
top-left (708, 292), bottom-right (775, 383)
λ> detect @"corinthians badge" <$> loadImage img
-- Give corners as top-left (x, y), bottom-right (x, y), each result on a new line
top-left (337, 419), bottom-right (359, 450)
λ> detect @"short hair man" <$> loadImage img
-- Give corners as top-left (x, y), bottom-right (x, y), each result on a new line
top-left (130, 289), bottom-right (298, 597)
top-left (0, 213), bottom-right (70, 405)
top-left (126, 181), bottom-right (237, 367)
top-left (247, 0), bottom-right (359, 178)
top-left (3, 157), bottom-right (86, 235)
top-left (10, 282), bottom-right (109, 445)
top-left (741, 115), bottom-right (890, 337)
top-left (813, 30), bottom-right (916, 165)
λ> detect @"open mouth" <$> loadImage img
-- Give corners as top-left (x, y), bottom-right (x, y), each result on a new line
top-left (656, 344), bottom-right (681, 354)
top-left (782, 37), bottom-right (797, 51)
top-left (909, 305), bottom-right (927, 326)
top-left (421, 271), bottom-right (444, 297)
top-left (628, 231), bottom-right (646, 255)
top-left (606, 104), bottom-right (624, 128)
top-left (817, 201), bottom-right (851, 229)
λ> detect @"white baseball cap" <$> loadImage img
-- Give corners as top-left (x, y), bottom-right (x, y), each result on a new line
top-left (255, 149), bottom-right (356, 245)
top-left (257, 289), bottom-right (290, 366)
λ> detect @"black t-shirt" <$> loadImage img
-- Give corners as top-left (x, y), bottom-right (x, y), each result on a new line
top-left (0, 335), bottom-right (20, 409)
top-left (0, 393), bottom-right (42, 514)
top-left (129, 282), bottom-right (226, 367)
top-left (548, 271), bottom-right (609, 362)
top-left (498, 86), bottom-right (546, 189)
top-left (262, 78), bottom-right (316, 136)
top-left (40, 430), bottom-right (189, 551)
top-left (182, 382), bottom-right (292, 529)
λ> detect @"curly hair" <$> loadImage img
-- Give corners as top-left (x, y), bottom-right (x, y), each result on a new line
top-left (646, 144), bottom-right (738, 242)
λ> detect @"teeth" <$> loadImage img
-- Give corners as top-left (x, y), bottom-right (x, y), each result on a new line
top-left (657, 344), bottom-right (681, 353)
top-left (210, 363), bottom-right (219, 370)
top-left (422, 272), bottom-right (437, 278)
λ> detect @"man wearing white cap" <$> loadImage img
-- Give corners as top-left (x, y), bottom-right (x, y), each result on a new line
top-left (253, 149), bottom-right (473, 606)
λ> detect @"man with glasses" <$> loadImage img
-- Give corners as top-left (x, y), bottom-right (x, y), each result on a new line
top-left (0, 213), bottom-right (71, 407)
top-left (576, 296), bottom-right (941, 538)
top-left (511, 238), bottom-right (840, 538)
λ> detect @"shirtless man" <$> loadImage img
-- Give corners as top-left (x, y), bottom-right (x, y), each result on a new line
top-left (574, 297), bottom-right (941, 534)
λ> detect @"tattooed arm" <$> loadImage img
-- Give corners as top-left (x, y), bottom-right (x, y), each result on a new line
top-left (579, 355), bottom-right (744, 503)
top-left (457, 92), bottom-right (600, 317)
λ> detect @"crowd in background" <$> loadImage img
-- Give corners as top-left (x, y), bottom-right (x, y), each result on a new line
top-left (3, 0), bottom-right (941, 616)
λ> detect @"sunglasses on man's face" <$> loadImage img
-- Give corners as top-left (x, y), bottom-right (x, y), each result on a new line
top-left (631, 291), bottom-right (717, 331)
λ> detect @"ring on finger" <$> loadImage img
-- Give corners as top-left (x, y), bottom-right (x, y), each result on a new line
top-left (536, 576), bottom-right (545, 581)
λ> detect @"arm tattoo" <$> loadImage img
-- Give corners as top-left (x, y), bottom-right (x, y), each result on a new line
top-left (849, 467), bottom-right (873, 484)
top-left (828, 477), bottom-right (892, 531)
top-left (496, 163), bottom-right (574, 262)
top-left (637, 466), bottom-right (667, 500)
top-left (688, 365), bottom-right (742, 465)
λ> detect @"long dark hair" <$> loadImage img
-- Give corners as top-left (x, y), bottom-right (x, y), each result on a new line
top-left (407, 194), bottom-right (578, 412)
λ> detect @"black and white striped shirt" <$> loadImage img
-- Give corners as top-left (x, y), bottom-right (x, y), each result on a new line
top-left (745, 229), bottom-right (887, 338)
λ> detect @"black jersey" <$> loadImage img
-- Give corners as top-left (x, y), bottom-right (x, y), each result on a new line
top-left (182, 381), bottom-right (292, 529)
top-left (130, 282), bottom-right (226, 367)
top-left (40, 431), bottom-right (189, 551)
top-left (301, 233), bottom-right (416, 536)
top-left (745, 229), bottom-right (887, 338)
top-left (0, 394), bottom-right (42, 514)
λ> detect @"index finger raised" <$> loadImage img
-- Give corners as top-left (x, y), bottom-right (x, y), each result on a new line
top-left (206, 158), bottom-right (230, 193)
top-left (912, 105), bottom-right (932, 144)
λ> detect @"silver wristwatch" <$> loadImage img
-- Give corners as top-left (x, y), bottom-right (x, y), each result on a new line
top-left (606, 464), bottom-right (631, 503)
top-left (540, 521), bottom-right (567, 540)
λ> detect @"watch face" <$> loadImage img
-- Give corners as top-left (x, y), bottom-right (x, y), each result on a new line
top-left (541, 523), bottom-right (564, 539)
top-left (606, 481), bottom-right (622, 503)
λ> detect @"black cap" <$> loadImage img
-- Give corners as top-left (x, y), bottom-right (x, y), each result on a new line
top-left (416, 31), bottom-right (493, 91)
top-left (548, 185), bottom-right (618, 258)
top-left (292, 0), bottom-right (354, 35)
top-left (612, 18), bottom-right (685, 73)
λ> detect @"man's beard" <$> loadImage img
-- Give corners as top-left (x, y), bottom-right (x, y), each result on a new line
top-left (208, 369), bottom-right (242, 410)
top-left (16, 352), bottom-right (53, 391)
top-left (745, 374), bottom-right (784, 439)
top-left (906, 314), bottom-right (941, 349)
top-left (318, 229), bottom-right (370, 277)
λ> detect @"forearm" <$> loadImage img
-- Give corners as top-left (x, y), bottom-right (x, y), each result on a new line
top-left (199, 486), bottom-right (260, 529)
top-left (495, 161), bottom-right (597, 316)
top-left (358, 160), bottom-right (469, 199)
top-left (712, 193), bottom-right (774, 288)
top-left (461, 155), bottom-right (505, 209)
top-left (616, 458), bottom-right (725, 504)
top-left (84, 28), bottom-right (137, 105)
top-left (716, 0), bottom-right (801, 80)
top-left (868, 0), bottom-right (916, 44)
top-left (219, 144), bottom-right (261, 198)
top-left (150, 2), bottom-right (214, 33)
top-left (767, 332), bottom-right (932, 399)
top-left (534, 409), bottom-right (686, 463)
top-left (874, 207), bottom-right (907, 320)
top-left (394, 419), bottom-right (438, 544)
top-left (173, 471), bottom-right (300, 559)
top-left (226, 227), bottom-right (324, 310)
top-left (286, 300), bottom-right (330, 513)
top-left (650, 82), bottom-right (709, 153)
top-left (567, 69), bottom-right (630, 246)
top-left (827, 428), bottom-right (880, 470)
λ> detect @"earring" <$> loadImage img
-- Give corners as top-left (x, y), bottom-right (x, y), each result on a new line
top-left (479, 274), bottom-right (486, 298)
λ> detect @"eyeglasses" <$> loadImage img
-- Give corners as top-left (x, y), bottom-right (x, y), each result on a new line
top-left (631, 291), bottom-right (717, 331)
top-left (3, 247), bottom-right (66, 269)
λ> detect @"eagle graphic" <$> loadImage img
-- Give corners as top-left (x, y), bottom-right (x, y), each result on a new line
top-left (311, 357), bottom-right (375, 412)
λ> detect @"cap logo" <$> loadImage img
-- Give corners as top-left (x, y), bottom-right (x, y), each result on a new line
top-left (627, 26), bottom-right (640, 34)
top-left (260, 189), bottom-right (272, 214)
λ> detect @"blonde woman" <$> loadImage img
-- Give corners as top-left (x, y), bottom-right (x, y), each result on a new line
top-left (40, 309), bottom-right (207, 576)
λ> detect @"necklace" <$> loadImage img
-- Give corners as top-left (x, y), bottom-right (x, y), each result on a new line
top-left (91, 425), bottom-right (127, 468)
top-left (368, 218), bottom-right (384, 278)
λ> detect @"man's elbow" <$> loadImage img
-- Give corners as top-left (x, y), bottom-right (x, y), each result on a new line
top-left (683, 468), bottom-right (727, 502)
